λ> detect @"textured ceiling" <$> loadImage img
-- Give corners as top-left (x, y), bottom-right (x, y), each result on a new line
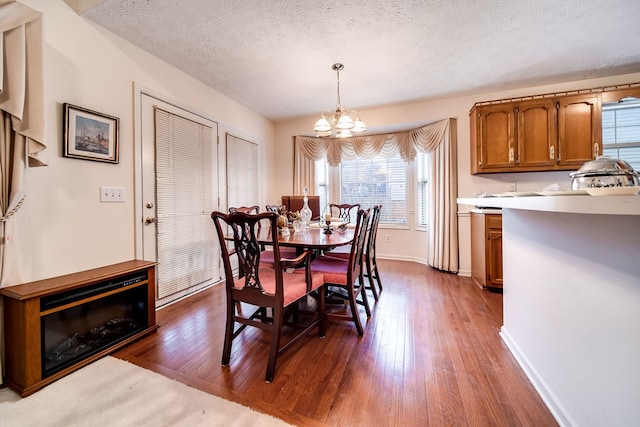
top-left (74, 0), bottom-right (640, 122)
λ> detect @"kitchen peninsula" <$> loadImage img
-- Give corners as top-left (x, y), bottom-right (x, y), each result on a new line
top-left (458, 195), bottom-right (640, 427)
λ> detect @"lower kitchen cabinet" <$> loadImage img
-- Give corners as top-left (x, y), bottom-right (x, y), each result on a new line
top-left (471, 211), bottom-right (503, 291)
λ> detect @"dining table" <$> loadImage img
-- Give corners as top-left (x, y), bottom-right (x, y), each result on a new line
top-left (254, 222), bottom-right (355, 252)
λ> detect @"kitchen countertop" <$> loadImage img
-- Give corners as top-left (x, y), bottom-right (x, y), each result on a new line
top-left (469, 207), bottom-right (502, 214)
top-left (458, 195), bottom-right (640, 216)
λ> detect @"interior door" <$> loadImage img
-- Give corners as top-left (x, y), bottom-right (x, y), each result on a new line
top-left (139, 93), bottom-right (220, 306)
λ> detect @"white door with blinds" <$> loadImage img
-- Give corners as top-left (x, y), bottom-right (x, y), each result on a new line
top-left (139, 94), bottom-right (220, 307)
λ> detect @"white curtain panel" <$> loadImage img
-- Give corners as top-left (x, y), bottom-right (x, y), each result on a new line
top-left (0, 0), bottom-right (47, 385)
top-left (294, 118), bottom-right (458, 272)
top-left (293, 136), bottom-right (316, 196)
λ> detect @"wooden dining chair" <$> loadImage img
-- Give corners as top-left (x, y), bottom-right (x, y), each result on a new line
top-left (328, 203), bottom-right (361, 224)
top-left (364, 205), bottom-right (383, 299)
top-left (325, 205), bottom-right (383, 301)
top-left (211, 210), bottom-right (326, 382)
top-left (307, 208), bottom-right (371, 335)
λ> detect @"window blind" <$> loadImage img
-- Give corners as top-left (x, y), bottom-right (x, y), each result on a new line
top-left (155, 108), bottom-right (215, 300)
top-left (226, 134), bottom-right (259, 209)
top-left (417, 152), bottom-right (429, 227)
top-left (339, 154), bottom-right (407, 224)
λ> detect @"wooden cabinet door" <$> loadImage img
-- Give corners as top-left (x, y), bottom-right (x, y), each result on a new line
top-left (516, 99), bottom-right (557, 168)
top-left (477, 104), bottom-right (516, 171)
top-left (557, 94), bottom-right (601, 167)
top-left (486, 214), bottom-right (503, 289)
top-left (470, 212), bottom-right (487, 288)
top-left (471, 213), bottom-right (503, 290)
top-left (486, 228), bottom-right (503, 288)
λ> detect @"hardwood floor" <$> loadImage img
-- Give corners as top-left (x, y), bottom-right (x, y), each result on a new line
top-left (114, 260), bottom-right (558, 426)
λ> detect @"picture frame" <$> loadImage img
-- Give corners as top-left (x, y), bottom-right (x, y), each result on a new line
top-left (63, 103), bottom-right (119, 164)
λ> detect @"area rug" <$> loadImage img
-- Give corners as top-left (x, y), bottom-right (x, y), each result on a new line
top-left (0, 356), bottom-right (290, 426)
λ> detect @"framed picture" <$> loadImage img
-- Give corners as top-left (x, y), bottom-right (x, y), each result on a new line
top-left (63, 103), bottom-right (119, 163)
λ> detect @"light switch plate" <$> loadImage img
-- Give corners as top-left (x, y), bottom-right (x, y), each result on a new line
top-left (100, 186), bottom-right (126, 202)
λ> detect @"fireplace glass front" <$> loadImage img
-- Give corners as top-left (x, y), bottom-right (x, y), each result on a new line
top-left (41, 274), bottom-right (149, 378)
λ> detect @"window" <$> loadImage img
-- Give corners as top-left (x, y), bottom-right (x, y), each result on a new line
top-left (340, 155), bottom-right (407, 224)
top-left (602, 97), bottom-right (640, 170)
top-left (315, 159), bottom-right (329, 212)
top-left (416, 152), bottom-right (429, 227)
top-left (316, 154), bottom-right (415, 226)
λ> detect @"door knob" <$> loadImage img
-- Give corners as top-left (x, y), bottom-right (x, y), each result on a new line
top-left (145, 216), bottom-right (156, 224)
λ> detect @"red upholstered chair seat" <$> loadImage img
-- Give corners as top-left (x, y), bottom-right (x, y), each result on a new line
top-left (259, 247), bottom-right (298, 267)
top-left (304, 256), bottom-right (349, 285)
top-left (234, 267), bottom-right (324, 306)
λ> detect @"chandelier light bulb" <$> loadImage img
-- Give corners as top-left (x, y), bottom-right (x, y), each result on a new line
top-left (336, 112), bottom-right (354, 130)
top-left (336, 128), bottom-right (353, 138)
top-left (313, 115), bottom-right (332, 132)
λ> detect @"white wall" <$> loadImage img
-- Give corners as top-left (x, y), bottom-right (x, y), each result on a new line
top-left (20, 0), bottom-right (275, 282)
top-left (500, 209), bottom-right (640, 426)
top-left (274, 72), bottom-right (640, 272)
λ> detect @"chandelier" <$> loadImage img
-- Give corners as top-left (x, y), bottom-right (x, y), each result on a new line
top-left (313, 63), bottom-right (367, 138)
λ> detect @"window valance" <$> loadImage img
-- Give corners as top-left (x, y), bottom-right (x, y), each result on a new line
top-left (294, 118), bottom-right (450, 166)
top-left (293, 118), bottom-right (458, 274)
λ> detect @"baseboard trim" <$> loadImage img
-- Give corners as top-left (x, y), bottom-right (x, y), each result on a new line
top-left (499, 327), bottom-right (575, 427)
top-left (376, 256), bottom-right (470, 277)
top-left (376, 254), bottom-right (428, 265)
top-left (457, 268), bottom-right (471, 277)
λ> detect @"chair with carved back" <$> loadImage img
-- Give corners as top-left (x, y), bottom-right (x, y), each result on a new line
top-left (307, 208), bottom-right (371, 335)
top-left (325, 205), bottom-right (382, 301)
top-left (229, 205), bottom-right (293, 266)
top-left (363, 205), bottom-right (383, 299)
top-left (211, 210), bottom-right (326, 382)
top-left (328, 203), bottom-right (361, 224)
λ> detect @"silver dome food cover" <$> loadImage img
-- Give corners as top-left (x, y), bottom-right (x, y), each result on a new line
top-left (569, 156), bottom-right (640, 189)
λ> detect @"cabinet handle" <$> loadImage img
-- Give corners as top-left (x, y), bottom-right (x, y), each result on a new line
top-left (509, 148), bottom-right (514, 163)
top-left (549, 145), bottom-right (555, 160)
top-left (593, 143), bottom-right (600, 157)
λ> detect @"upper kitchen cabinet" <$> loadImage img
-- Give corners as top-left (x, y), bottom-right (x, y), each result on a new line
top-left (468, 84), bottom-right (640, 174)
top-left (517, 99), bottom-right (558, 169)
top-left (470, 103), bottom-right (516, 172)
top-left (556, 93), bottom-right (601, 167)
top-left (471, 98), bottom-right (557, 173)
